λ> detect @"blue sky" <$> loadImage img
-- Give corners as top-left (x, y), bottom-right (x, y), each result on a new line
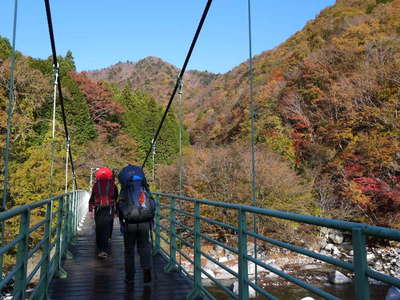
top-left (0, 0), bottom-right (335, 73)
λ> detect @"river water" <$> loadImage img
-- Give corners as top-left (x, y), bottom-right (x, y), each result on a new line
top-left (207, 283), bottom-right (389, 299)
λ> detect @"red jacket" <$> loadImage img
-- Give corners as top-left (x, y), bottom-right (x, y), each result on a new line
top-left (89, 180), bottom-right (118, 212)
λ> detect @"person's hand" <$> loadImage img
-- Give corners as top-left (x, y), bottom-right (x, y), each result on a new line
top-left (120, 223), bottom-right (126, 234)
top-left (88, 210), bottom-right (94, 218)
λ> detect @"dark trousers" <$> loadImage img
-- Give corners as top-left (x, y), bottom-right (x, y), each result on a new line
top-left (109, 216), bottom-right (114, 239)
top-left (124, 222), bottom-right (151, 280)
top-left (95, 207), bottom-right (113, 253)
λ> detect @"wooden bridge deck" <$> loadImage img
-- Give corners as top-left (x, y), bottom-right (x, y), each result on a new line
top-left (49, 217), bottom-right (196, 300)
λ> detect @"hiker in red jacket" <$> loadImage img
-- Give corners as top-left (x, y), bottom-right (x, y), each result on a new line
top-left (89, 167), bottom-right (118, 258)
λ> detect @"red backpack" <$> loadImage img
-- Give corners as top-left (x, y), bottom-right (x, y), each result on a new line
top-left (94, 167), bottom-right (115, 206)
top-left (96, 167), bottom-right (113, 180)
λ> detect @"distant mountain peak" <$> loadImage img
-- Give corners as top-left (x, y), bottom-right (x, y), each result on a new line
top-left (86, 56), bottom-right (217, 103)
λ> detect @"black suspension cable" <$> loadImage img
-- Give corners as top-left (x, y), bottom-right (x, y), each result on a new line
top-left (248, 0), bottom-right (258, 294)
top-left (142, 0), bottom-right (213, 168)
top-left (1, 0), bottom-right (18, 282)
top-left (2, 0), bottom-right (18, 210)
top-left (43, 0), bottom-right (78, 189)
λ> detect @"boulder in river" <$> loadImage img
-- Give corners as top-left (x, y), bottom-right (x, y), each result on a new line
top-left (328, 271), bottom-right (351, 284)
top-left (232, 280), bottom-right (256, 298)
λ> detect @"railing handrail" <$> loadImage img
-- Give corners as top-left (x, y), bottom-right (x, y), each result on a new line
top-left (154, 192), bottom-right (400, 241)
top-left (0, 191), bottom-right (85, 221)
top-left (152, 192), bottom-right (400, 300)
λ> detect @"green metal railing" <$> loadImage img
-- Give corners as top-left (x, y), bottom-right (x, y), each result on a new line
top-left (0, 190), bottom-right (89, 299)
top-left (152, 192), bottom-right (400, 300)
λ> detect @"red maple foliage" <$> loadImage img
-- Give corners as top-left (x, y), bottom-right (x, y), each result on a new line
top-left (71, 72), bottom-right (124, 140)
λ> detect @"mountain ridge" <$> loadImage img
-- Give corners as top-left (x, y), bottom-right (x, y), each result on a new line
top-left (86, 56), bottom-right (218, 104)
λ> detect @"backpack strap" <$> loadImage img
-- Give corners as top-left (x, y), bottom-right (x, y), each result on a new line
top-left (96, 181), bottom-right (102, 205)
top-left (149, 220), bottom-right (153, 246)
top-left (96, 181), bottom-right (112, 206)
top-left (105, 181), bottom-right (110, 206)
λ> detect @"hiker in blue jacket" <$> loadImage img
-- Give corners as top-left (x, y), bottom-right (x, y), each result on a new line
top-left (117, 165), bottom-right (155, 285)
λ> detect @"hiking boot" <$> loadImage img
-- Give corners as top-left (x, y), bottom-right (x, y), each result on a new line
top-left (143, 269), bottom-right (151, 283)
top-left (97, 251), bottom-right (108, 259)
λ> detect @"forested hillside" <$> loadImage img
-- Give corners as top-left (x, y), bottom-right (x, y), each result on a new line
top-left (84, 0), bottom-right (399, 228)
top-left (0, 40), bottom-right (183, 209)
top-left (185, 0), bottom-right (400, 227)
top-left (1, 0), bottom-right (399, 232)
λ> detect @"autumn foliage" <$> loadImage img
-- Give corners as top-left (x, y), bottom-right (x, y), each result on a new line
top-left (157, 143), bottom-right (316, 236)
top-left (71, 72), bottom-right (124, 140)
top-left (81, 0), bottom-right (400, 228)
top-left (1, 0), bottom-right (400, 237)
top-left (166, 0), bottom-right (400, 228)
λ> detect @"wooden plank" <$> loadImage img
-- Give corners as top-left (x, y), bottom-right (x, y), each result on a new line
top-left (49, 217), bottom-right (198, 300)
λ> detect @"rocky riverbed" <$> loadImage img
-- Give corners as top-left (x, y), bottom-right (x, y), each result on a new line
top-left (177, 228), bottom-right (400, 298)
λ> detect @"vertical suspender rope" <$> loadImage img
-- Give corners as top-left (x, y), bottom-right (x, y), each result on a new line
top-left (1, 0), bottom-right (18, 282)
top-left (51, 65), bottom-right (59, 148)
top-left (49, 65), bottom-right (59, 193)
top-left (178, 79), bottom-right (184, 195)
top-left (72, 171), bottom-right (76, 191)
top-left (65, 137), bottom-right (70, 193)
top-left (177, 78), bottom-right (184, 269)
top-left (2, 0), bottom-right (18, 211)
top-left (43, 0), bottom-right (78, 190)
top-left (151, 139), bottom-right (156, 182)
top-left (247, 0), bottom-right (258, 292)
top-left (89, 168), bottom-right (95, 190)
top-left (142, 0), bottom-right (213, 168)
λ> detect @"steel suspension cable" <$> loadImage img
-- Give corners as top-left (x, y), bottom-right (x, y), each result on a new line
top-left (48, 65), bottom-right (59, 193)
top-left (65, 137), bottom-right (70, 193)
top-left (43, 0), bottom-right (78, 189)
top-left (142, 0), bottom-right (213, 168)
top-left (178, 79), bottom-right (184, 195)
top-left (2, 0), bottom-right (19, 210)
top-left (1, 0), bottom-right (18, 282)
top-left (151, 139), bottom-right (155, 181)
top-left (247, 0), bottom-right (259, 293)
top-left (151, 138), bottom-right (156, 181)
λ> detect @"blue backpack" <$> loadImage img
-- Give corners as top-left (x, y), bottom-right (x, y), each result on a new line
top-left (118, 165), bottom-right (155, 223)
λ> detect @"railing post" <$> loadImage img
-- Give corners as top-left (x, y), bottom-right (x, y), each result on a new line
top-left (0, 219), bottom-right (5, 281)
top-left (152, 194), bottom-right (161, 255)
top-left (76, 191), bottom-right (81, 231)
top-left (164, 196), bottom-right (177, 272)
top-left (75, 191), bottom-right (80, 233)
top-left (65, 193), bottom-right (73, 259)
top-left (72, 191), bottom-right (77, 238)
top-left (352, 228), bottom-right (370, 300)
top-left (75, 191), bottom-right (79, 233)
top-left (39, 202), bottom-right (53, 297)
top-left (67, 193), bottom-right (72, 243)
top-left (71, 191), bottom-right (75, 237)
top-left (238, 209), bottom-right (249, 300)
top-left (63, 194), bottom-right (69, 247)
top-left (14, 208), bottom-right (30, 299)
top-left (56, 195), bottom-right (67, 278)
top-left (187, 201), bottom-right (202, 300)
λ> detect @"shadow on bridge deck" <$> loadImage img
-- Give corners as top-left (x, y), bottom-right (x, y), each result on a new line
top-left (49, 217), bottom-right (196, 300)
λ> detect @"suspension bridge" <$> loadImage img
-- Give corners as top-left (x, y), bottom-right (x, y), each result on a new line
top-left (1, 0), bottom-right (400, 299)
